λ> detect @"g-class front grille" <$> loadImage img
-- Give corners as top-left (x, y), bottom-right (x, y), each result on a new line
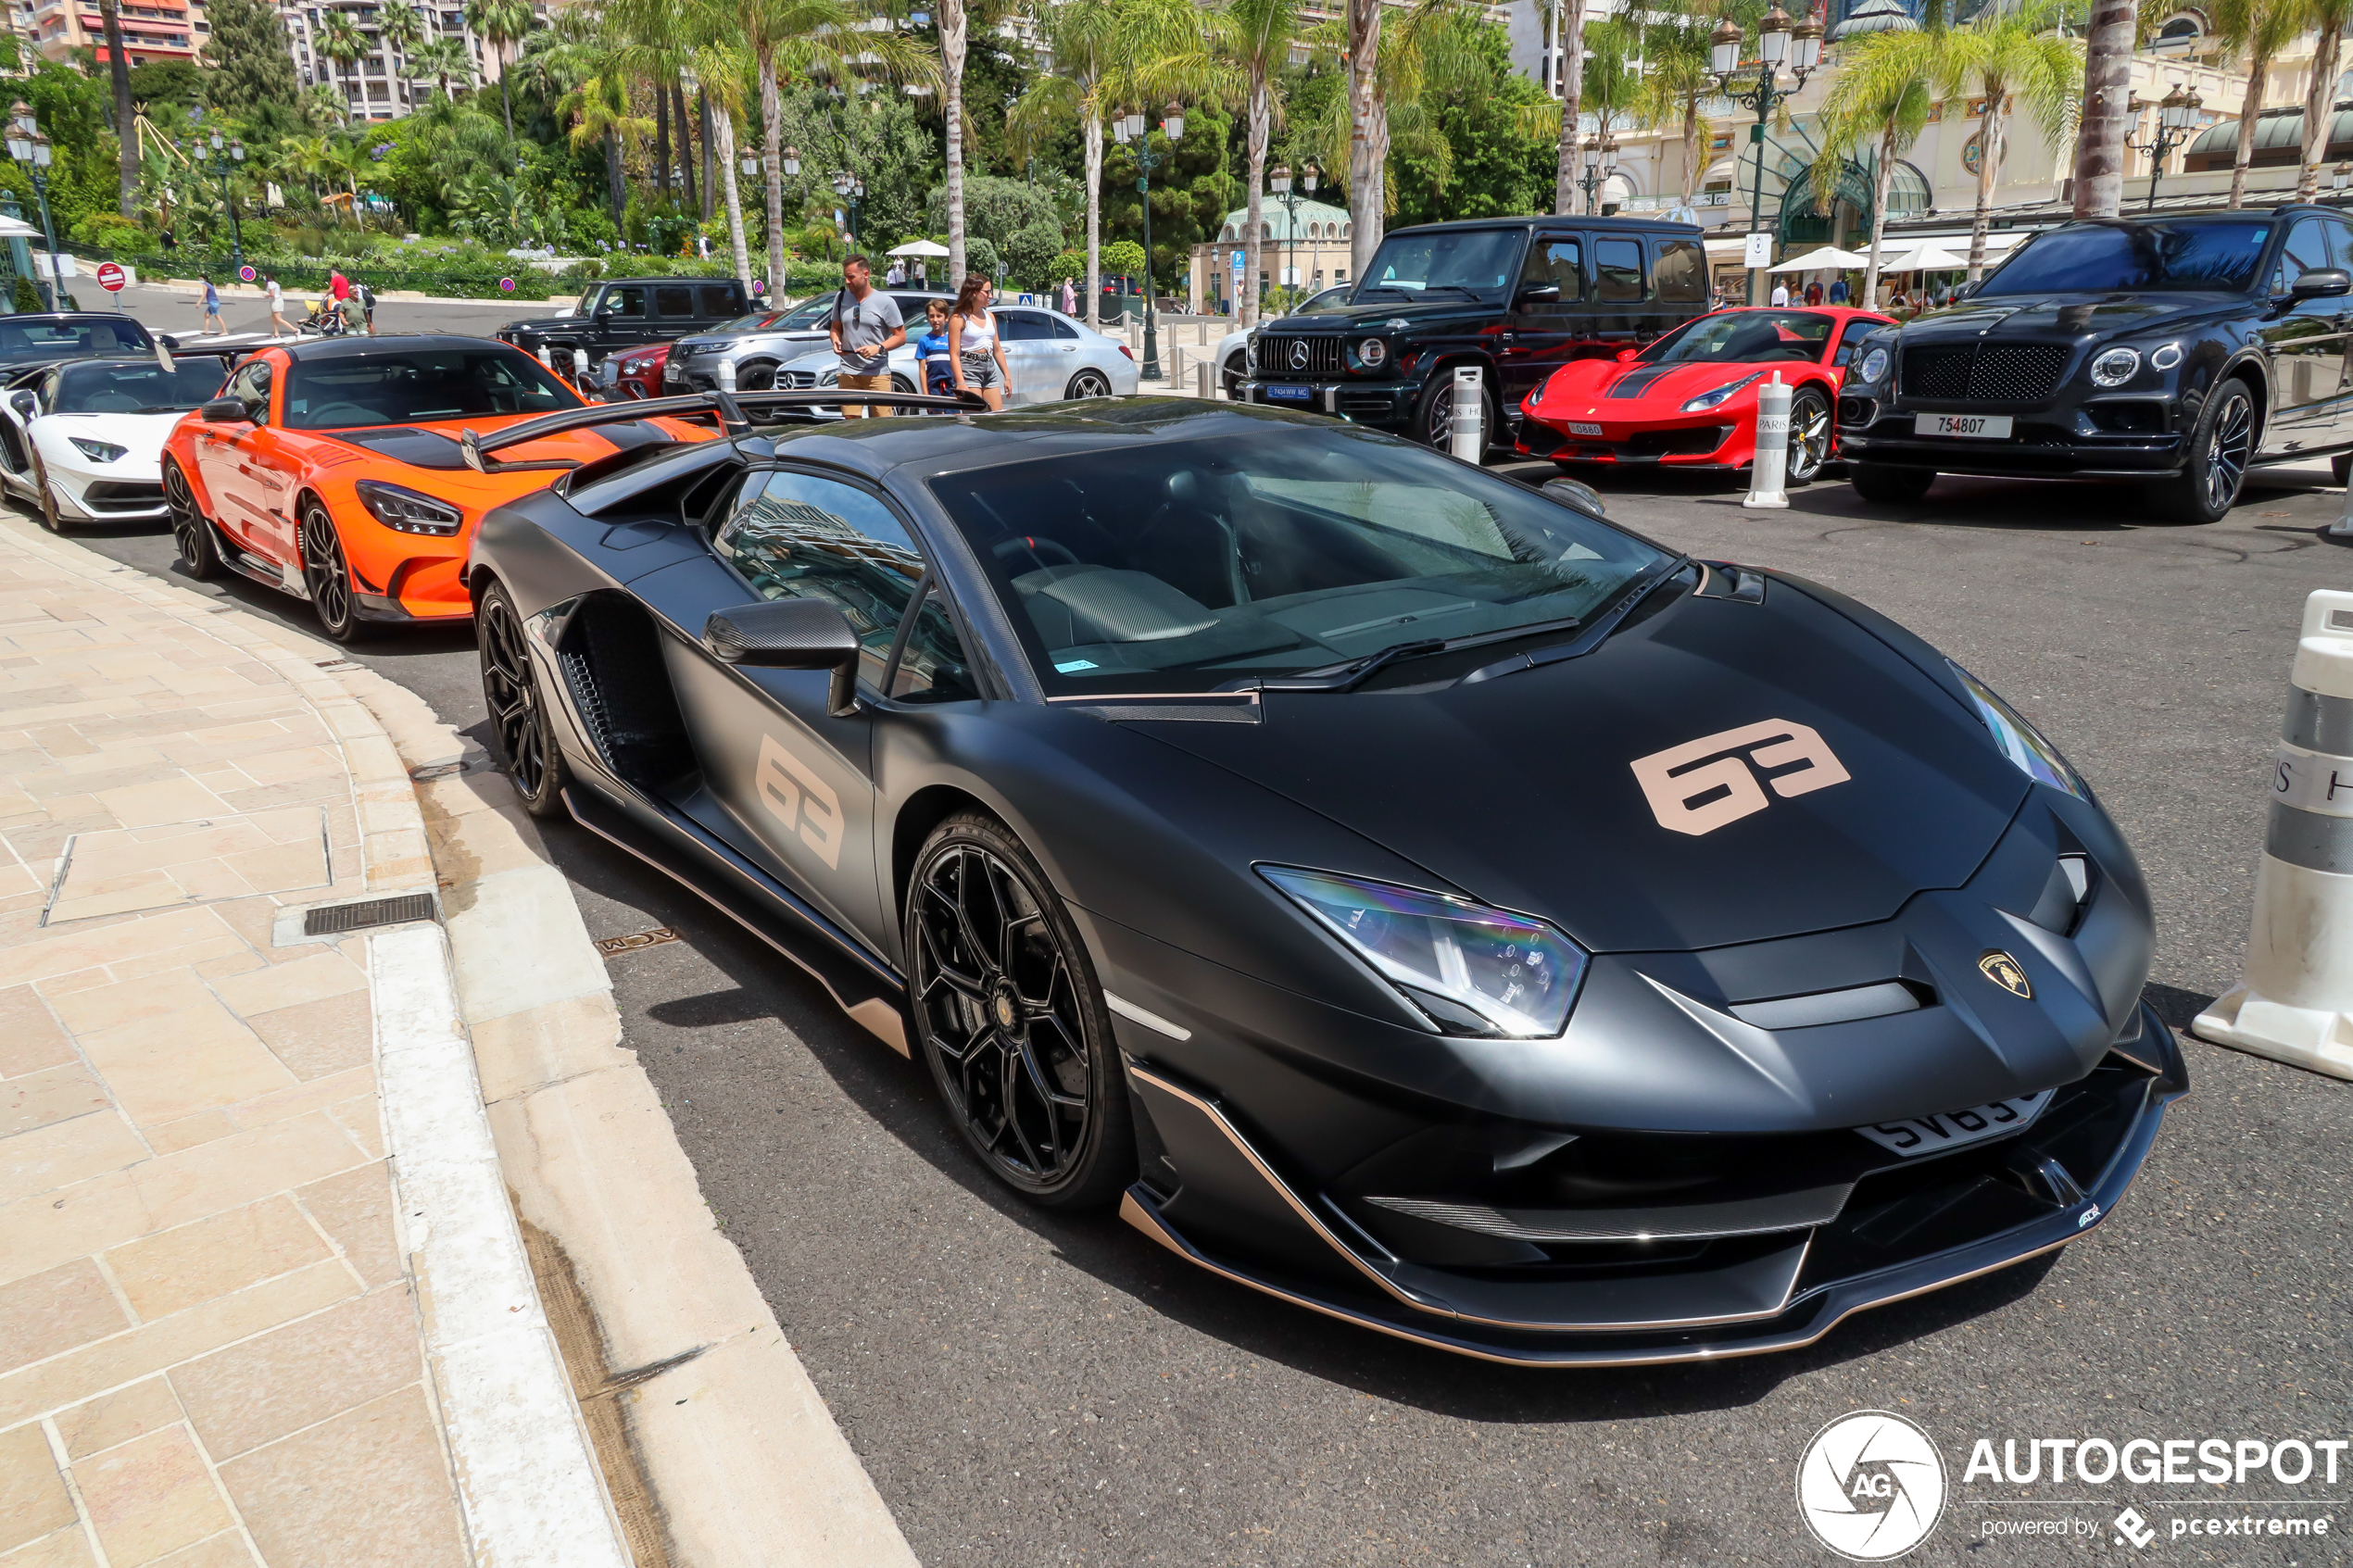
top-left (1901, 343), bottom-right (2071, 403)
top-left (1259, 333), bottom-right (1345, 380)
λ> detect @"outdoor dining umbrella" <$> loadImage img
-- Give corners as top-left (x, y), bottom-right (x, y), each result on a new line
top-left (1769, 245), bottom-right (1870, 272)
top-left (887, 240), bottom-right (951, 257)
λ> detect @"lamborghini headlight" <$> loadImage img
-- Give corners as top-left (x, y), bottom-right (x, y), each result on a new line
top-left (1260, 867), bottom-right (1589, 1037)
top-left (1950, 661), bottom-right (2088, 799)
top-left (1856, 346), bottom-right (1890, 384)
top-left (353, 480), bottom-right (462, 536)
top-left (68, 437), bottom-right (127, 463)
top-left (1680, 371), bottom-right (1765, 412)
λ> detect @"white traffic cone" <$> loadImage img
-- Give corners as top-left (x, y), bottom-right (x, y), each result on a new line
top-left (1744, 373), bottom-right (1791, 509)
top-left (2194, 587), bottom-right (2353, 1078)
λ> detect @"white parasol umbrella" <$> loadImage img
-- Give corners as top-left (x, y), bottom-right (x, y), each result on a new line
top-left (1770, 245), bottom-right (1870, 272)
top-left (1876, 242), bottom-right (1969, 272)
top-left (887, 239), bottom-right (950, 257)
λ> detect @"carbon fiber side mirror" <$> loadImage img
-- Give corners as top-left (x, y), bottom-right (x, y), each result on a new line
top-left (704, 599), bottom-right (862, 716)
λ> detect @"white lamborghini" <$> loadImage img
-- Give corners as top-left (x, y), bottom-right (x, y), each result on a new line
top-left (0, 356), bottom-right (234, 532)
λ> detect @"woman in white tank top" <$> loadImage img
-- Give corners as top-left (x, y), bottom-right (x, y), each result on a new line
top-left (948, 275), bottom-right (1012, 411)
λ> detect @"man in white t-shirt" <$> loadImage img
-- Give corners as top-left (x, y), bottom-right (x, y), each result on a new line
top-left (1769, 280), bottom-right (1791, 307)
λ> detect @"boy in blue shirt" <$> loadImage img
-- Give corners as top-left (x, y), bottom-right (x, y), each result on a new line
top-left (915, 299), bottom-right (955, 398)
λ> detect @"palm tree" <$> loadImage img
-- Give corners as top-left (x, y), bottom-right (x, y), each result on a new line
top-left (2211, 0), bottom-right (2307, 208)
top-left (2070, 0), bottom-right (2133, 217)
top-left (1941, 5), bottom-right (2081, 279)
top-left (1551, 0), bottom-right (1586, 214)
top-left (1331, 0), bottom-right (1493, 272)
top-left (97, 0), bottom-right (137, 216)
top-left (1204, 0), bottom-right (1317, 329)
top-left (377, 0), bottom-right (424, 83)
top-left (1009, 0), bottom-right (1199, 327)
top-left (1346, 0), bottom-right (1381, 271)
top-left (1633, 2), bottom-right (1721, 209)
top-left (2299, 0), bottom-right (2353, 199)
top-left (465, 0), bottom-right (536, 142)
top-left (560, 65), bottom-right (651, 233)
top-left (1811, 25), bottom-right (1939, 305)
top-left (684, 51), bottom-right (757, 289)
top-left (411, 35), bottom-right (476, 99)
top-left (319, 13), bottom-right (369, 118)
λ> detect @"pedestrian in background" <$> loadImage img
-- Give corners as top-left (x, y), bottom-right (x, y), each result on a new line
top-left (828, 255), bottom-right (905, 420)
top-left (201, 276), bottom-right (225, 335)
top-left (1769, 278), bottom-right (1791, 308)
top-left (916, 299), bottom-right (955, 400)
top-left (1827, 274), bottom-right (1849, 305)
top-left (1061, 276), bottom-right (1076, 316)
top-left (949, 273), bottom-right (1011, 412)
top-left (265, 274), bottom-right (291, 336)
top-left (357, 280), bottom-right (376, 333)
top-left (1803, 278), bottom-right (1824, 307)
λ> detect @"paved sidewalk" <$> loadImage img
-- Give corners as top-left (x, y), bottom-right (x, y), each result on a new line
top-left (0, 533), bottom-right (616, 1566)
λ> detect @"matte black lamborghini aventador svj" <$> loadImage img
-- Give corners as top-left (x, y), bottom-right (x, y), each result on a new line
top-left (464, 390), bottom-right (2184, 1366)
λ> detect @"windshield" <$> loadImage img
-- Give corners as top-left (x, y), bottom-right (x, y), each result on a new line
top-left (715, 309), bottom-right (798, 334)
top-left (54, 359), bottom-right (225, 414)
top-left (1643, 310), bottom-right (1834, 365)
top-left (779, 296), bottom-right (838, 329)
top-left (925, 424), bottom-right (1666, 696)
top-left (1974, 221), bottom-right (2273, 295)
top-left (0, 319), bottom-right (153, 365)
top-left (1356, 229), bottom-right (1523, 303)
top-left (1298, 286), bottom-right (1355, 314)
top-left (280, 346), bottom-right (581, 429)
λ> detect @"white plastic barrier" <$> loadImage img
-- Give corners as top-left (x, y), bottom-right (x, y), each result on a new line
top-left (1744, 373), bottom-right (1791, 509)
top-left (2194, 587), bottom-right (2353, 1078)
top-left (717, 358), bottom-right (737, 392)
top-left (1450, 365), bottom-right (1485, 464)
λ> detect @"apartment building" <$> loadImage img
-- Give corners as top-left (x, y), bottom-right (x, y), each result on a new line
top-left (25, 0), bottom-right (208, 65)
top-left (279, 0), bottom-right (545, 121)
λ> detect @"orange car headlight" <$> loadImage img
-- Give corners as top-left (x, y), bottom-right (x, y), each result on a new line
top-left (353, 480), bottom-right (462, 536)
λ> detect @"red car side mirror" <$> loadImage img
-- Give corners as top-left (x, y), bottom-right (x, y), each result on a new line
top-left (1615, 348), bottom-right (1639, 363)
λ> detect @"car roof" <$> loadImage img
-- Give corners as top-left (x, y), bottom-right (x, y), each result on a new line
top-left (1385, 215), bottom-right (1704, 237)
top-left (590, 276), bottom-right (746, 288)
top-left (1, 313), bottom-right (147, 329)
top-left (276, 333), bottom-right (525, 363)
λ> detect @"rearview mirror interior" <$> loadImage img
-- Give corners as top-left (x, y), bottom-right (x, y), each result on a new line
top-left (197, 397), bottom-right (251, 424)
top-left (704, 599), bottom-right (862, 716)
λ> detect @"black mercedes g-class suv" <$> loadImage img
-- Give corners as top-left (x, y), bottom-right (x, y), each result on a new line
top-left (497, 275), bottom-right (750, 370)
top-left (1238, 215), bottom-right (1713, 449)
top-left (1838, 207), bottom-right (2353, 523)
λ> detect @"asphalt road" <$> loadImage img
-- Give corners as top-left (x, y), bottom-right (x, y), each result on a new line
top-left (52, 448), bottom-right (2353, 1566)
top-left (86, 277), bottom-right (551, 343)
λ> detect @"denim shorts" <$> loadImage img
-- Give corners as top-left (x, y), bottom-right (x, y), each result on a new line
top-left (961, 354), bottom-right (1001, 390)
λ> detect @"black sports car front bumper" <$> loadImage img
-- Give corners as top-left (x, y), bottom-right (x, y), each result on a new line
top-left (1117, 1004), bottom-right (2182, 1365)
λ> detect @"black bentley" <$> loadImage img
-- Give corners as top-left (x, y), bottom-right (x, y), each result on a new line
top-left (1838, 207), bottom-right (2353, 522)
top-left (464, 389), bottom-right (2182, 1365)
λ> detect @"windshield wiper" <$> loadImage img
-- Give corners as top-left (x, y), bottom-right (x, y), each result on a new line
top-left (1262, 613), bottom-right (1592, 693)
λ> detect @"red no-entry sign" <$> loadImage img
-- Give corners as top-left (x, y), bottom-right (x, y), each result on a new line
top-left (94, 262), bottom-right (125, 293)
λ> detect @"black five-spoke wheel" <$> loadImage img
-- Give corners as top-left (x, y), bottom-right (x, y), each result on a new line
top-left (908, 814), bottom-right (1131, 1207)
top-left (163, 460), bottom-right (221, 580)
top-left (476, 580), bottom-right (566, 818)
top-left (299, 502), bottom-right (371, 643)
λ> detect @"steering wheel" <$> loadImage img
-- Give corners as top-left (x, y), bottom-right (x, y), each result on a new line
top-left (992, 534), bottom-right (1082, 571)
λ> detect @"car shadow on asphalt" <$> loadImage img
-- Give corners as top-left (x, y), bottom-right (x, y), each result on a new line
top-left (529, 807), bottom-right (2098, 1424)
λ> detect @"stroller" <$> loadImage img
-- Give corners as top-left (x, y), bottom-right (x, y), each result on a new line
top-left (297, 298), bottom-right (346, 336)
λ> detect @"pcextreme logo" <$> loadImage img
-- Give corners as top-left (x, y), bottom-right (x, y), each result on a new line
top-left (756, 733), bottom-right (844, 870)
top-left (1797, 1411), bottom-right (1948, 1561)
top-left (1630, 719), bottom-right (1851, 836)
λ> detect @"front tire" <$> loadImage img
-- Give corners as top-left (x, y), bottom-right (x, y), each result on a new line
top-left (1221, 354), bottom-right (1243, 399)
top-left (476, 579), bottom-right (567, 819)
top-left (298, 500), bottom-right (374, 644)
top-left (1414, 371), bottom-right (1496, 456)
top-left (906, 811), bottom-right (1135, 1210)
top-left (1784, 387), bottom-right (1833, 487)
top-left (163, 458), bottom-right (221, 580)
top-left (2154, 376), bottom-right (2256, 524)
top-left (1850, 462), bottom-right (1937, 504)
top-left (30, 450), bottom-right (62, 533)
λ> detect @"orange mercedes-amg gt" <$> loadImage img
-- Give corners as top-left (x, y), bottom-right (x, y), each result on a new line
top-left (161, 335), bottom-right (711, 642)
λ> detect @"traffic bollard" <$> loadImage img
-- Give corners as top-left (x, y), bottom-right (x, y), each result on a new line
top-left (572, 347), bottom-right (590, 388)
top-left (1744, 373), bottom-right (1791, 509)
top-left (1196, 359), bottom-right (1212, 399)
top-left (1450, 366), bottom-right (1485, 464)
top-left (2194, 587), bottom-right (2353, 1078)
top-left (717, 358), bottom-right (736, 392)
top-left (535, 345), bottom-right (553, 370)
top-left (2331, 481), bottom-right (2353, 539)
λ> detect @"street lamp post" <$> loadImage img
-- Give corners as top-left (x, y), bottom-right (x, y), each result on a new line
top-left (1709, 4), bottom-right (1820, 304)
top-left (1266, 159), bottom-right (1317, 315)
top-left (2129, 84), bottom-right (2202, 211)
top-left (1579, 134), bottom-right (1619, 215)
top-left (205, 128), bottom-right (247, 271)
top-left (6, 103), bottom-right (67, 309)
top-left (1113, 101), bottom-right (1183, 379)
top-left (830, 169), bottom-right (866, 254)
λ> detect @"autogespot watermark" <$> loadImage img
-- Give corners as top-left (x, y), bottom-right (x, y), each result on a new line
top-left (1795, 1414), bottom-right (2347, 1558)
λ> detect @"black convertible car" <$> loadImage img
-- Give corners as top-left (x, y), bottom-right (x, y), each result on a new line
top-left (464, 392), bottom-right (2183, 1365)
top-left (1839, 207), bottom-right (2353, 523)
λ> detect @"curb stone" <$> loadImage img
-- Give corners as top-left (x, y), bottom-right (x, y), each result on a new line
top-left (0, 514), bottom-right (635, 1567)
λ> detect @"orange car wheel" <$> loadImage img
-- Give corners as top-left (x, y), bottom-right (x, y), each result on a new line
top-left (298, 501), bottom-right (375, 645)
top-left (163, 460), bottom-right (221, 581)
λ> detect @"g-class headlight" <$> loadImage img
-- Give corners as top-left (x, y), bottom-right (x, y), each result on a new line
top-left (1357, 337), bottom-right (1387, 369)
top-left (1950, 661), bottom-right (2088, 800)
top-left (1857, 345), bottom-right (1890, 384)
top-left (2090, 346), bottom-right (2141, 387)
top-left (1260, 867), bottom-right (1590, 1037)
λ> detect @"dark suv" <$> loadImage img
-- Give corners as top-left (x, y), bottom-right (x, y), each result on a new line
top-left (1838, 207), bottom-right (2353, 523)
top-left (1238, 216), bottom-right (1712, 448)
top-left (497, 276), bottom-right (750, 370)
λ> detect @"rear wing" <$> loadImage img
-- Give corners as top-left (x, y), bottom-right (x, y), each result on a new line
top-left (459, 387), bottom-right (992, 472)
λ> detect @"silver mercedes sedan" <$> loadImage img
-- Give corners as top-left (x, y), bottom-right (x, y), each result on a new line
top-left (663, 291), bottom-right (955, 394)
top-left (768, 303), bottom-right (1141, 411)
